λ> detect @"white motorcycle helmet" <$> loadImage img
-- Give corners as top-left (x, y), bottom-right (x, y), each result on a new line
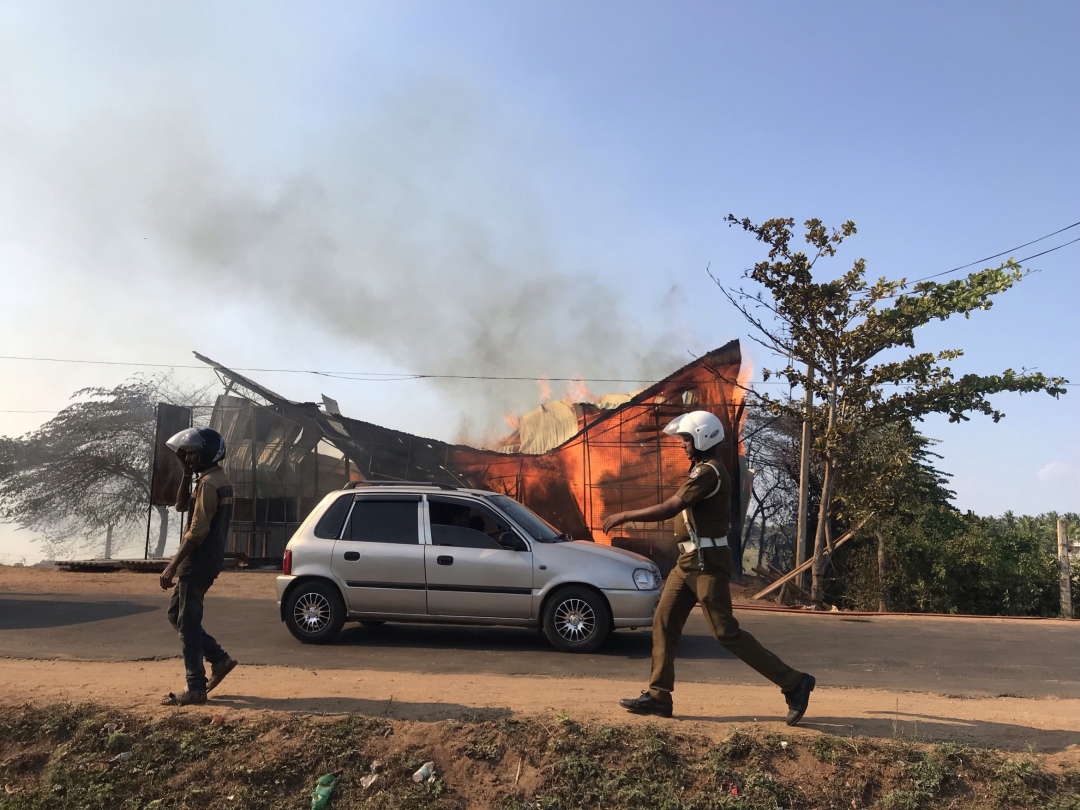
top-left (663, 410), bottom-right (725, 452)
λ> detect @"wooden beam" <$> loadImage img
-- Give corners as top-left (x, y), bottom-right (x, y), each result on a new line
top-left (780, 577), bottom-right (813, 605)
top-left (750, 516), bottom-right (872, 601)
top-left (752, 565), bottom-right (779, 583)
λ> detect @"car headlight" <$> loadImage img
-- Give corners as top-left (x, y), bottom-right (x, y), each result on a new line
top-left (633, 568), bottom-right (661, 590)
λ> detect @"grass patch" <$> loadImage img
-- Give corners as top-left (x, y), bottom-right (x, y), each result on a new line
top-left (809, 734), bottom-right (845, 764)
top-left (0, 705), bottom-right (1077, 809)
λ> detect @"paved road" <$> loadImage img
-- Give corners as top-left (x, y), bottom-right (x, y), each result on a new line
top-left (2, 592), bottom-right (1078, 698)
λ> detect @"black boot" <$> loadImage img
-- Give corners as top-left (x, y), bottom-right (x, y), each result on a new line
top-left (619, 691), bottom-right (673, 718)
top-left (783, 673), bottom-right (816, 726)
top-left (207, 657), bottom-right (237, 693)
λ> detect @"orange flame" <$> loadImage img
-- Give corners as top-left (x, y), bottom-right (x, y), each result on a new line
top-left (734, 355), bottom-right (753, 454)
top-left (537, 376), bottom-right (552, 403)
top-left (564, 376), bottom-right (597, 404)
top-left (503, 411), bottom-right (519, 431)
top-left (449, 347), bottom-right (747, 552)
top-left (734, 355), bottom-right (753, 404)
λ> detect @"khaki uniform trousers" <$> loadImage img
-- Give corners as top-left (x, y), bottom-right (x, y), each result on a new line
top-left (648, 546), bottom-right (801, 705)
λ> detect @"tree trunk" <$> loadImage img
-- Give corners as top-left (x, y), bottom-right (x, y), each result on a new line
top-left (757, 516), bottom-right (766, 568)
top-left (153, 504), bottom-right (169, 558)
top-left (811, 371), bottom-right (839, 608)
top-left (795, 365), bottom-right (814, 590)
top-left (810, 461), bottom-right (833, 607)
top-left (876, 529), bottom-right (890, 612)
top-left (104, 524), bottom-right (114, 560)
top-left (743, 500), bottom-right (762, 567)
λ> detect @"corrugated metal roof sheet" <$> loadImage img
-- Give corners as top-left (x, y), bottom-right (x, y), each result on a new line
top-left (518, 400), bottom-right (580, 454)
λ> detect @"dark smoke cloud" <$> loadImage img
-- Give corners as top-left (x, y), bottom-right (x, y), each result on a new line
top-left (2, 81), bottom-right (689, 442)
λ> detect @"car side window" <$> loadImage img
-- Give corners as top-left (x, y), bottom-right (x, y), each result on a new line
top-left (314, 494), bottom-right (354, 539)
top-left (345, 498), bottom-right (419, 545)
top-left (428, 498), bottom-right (516, 550)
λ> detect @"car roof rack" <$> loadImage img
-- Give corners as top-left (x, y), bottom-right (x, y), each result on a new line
top-left (343, 480), bottom-right (460, 491)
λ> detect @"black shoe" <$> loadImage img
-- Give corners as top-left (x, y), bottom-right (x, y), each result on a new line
top-left (783, 673), bottom-right (815, 726)
top-left (161, 690), bottom-right (207, 706)
top-left (619, 691), bottom-right (673, 718)
top-left (207, 657), bottom-right (237, 693)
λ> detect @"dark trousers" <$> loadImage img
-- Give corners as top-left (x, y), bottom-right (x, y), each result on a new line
top-left (167, 574), bottom-right (227, 692)
top-left (648, 546), bottom-right (801, 706)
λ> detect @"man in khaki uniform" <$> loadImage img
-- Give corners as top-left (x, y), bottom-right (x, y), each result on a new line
top-left (159, 427), bottom-right (238, 706)
top-left (603, 410), bottom-right (815, 724)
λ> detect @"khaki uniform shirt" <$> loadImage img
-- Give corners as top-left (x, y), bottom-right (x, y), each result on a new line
top-left (176, 465), bottom-right (234, 578)
top-left (673, 454), bottom-right (731, 541)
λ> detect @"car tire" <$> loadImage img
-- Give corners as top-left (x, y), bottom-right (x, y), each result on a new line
top-left (542, 585), bottom-right (611, 653)
top-left (284, 580), bottom-right (346, 644)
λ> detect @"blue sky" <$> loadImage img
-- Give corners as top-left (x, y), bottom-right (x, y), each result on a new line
top-left (1, 2), bottom-right (1077, 561)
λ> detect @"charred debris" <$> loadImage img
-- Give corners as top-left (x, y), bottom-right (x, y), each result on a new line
top-left (150, 342), bottom-right (749, 572)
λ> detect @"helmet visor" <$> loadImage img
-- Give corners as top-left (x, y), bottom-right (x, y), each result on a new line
top-left (165, 427), bottom-right (202, 454)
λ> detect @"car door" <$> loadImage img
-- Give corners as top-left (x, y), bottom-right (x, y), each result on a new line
top-left (424, 496), bottom-right (533, 619)
top-left (330, 496), bottom-right (427, 615)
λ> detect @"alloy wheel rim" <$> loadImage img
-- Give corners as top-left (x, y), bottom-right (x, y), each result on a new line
top-left (554, 598), bottom-right (595, 642)
top-left (294, 592), bottom-right (331, 633)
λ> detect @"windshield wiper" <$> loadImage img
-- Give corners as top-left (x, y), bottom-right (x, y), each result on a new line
top-left (555, 532), bottom-right (573, 542)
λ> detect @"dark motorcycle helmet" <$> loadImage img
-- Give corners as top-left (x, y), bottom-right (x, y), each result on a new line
top-left (166, 427), bottom-right (227, 472)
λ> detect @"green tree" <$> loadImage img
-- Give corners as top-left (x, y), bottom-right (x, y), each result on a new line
top-left (835, 423), bottom-right (954, 610)
top-left (718, 216), bottom-right (1068, 606)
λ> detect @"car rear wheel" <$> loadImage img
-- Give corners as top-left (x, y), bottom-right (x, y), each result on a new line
top-left (542, 586), bottom-right (611, 653)
top-left (284, 580), bottom-right (346, 644)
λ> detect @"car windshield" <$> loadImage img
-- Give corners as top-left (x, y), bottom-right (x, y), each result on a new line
top-left (489, 495), bottom-right (569, 543)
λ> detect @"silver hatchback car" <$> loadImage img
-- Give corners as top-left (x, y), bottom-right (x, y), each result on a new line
top-left (276, 482), bottom-right (663, 652)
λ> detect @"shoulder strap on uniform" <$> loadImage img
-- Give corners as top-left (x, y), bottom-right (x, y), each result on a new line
top-left (698, 461), bottom-right (723, 499)
top-left (680, 461), bottom-right (723, 542)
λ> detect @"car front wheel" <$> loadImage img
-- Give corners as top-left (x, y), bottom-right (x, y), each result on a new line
top-left (284, 580), bottom-right (346, 644)
top-left (542, 586), bottom-right (611, 653)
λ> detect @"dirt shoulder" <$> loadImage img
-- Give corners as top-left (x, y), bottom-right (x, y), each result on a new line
top-left (1, 566), bottom-right (753, 604)
top-left (2, 657), bottom-right (1078, 756)
top-left (0, 564), bottom-right (278, 600)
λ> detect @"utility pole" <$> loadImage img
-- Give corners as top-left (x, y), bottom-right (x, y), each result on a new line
top-left (1059, 518), bottom-right (1073, 619)
top-left (795, 365), bottom-right (814, 591)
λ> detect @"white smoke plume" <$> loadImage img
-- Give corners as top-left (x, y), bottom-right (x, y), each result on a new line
top-left (1, 80), bottom-right (689, 442)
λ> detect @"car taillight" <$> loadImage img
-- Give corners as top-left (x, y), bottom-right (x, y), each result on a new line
top-left (283, 549), bottom-right (292, 575)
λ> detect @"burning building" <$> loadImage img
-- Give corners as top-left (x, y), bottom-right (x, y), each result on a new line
top-left (151, 340), bottom-right (749, 572)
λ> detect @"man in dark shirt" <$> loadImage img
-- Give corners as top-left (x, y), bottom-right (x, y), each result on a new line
top-left (603, 410), bottom-right (815, 724)
top-left (160, 427), bottom-right (238, 706)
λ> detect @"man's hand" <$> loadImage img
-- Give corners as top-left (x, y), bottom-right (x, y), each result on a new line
top-left (159, 565), bottom-right (177, 591)
top-left (603, 512), bottom-right (629, 533)
top-left (603, 496), bottom-right (688, 534)
top-left (177, 449), bottom-right (196, 476)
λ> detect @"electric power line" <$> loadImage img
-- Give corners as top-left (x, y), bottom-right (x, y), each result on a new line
top-left (1010, 235), bottom-right (1080, 265)
top-left (838, 219), bottom-right (1079, 302)
top-left (0, 354), bottom-right (802, 386)
top-left (908, 220), bottom-right (1080, 284)
top-left (3, 222), bottom-right (1076, 400)
top-left (847, 222), bottom-right (1080, 302)
top-left (902, 232), bottom-right (1080, 288)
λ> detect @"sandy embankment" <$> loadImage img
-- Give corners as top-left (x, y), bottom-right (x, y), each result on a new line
top-left (0, 566), bottom-right (280, 599)
top-left (1, 658), bottom-right (1078, 759)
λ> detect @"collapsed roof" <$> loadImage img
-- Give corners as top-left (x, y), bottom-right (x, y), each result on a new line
top-left (194, 341), bottom-right (748, 568)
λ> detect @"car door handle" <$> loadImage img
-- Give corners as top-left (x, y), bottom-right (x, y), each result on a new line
top-left (437, 555), bottom-right (454, 566)
top-left (343, 551), bottom-right (360, 562)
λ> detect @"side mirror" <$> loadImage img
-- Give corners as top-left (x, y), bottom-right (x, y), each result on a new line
top-left (498, 532), bottom-right (529, 552)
